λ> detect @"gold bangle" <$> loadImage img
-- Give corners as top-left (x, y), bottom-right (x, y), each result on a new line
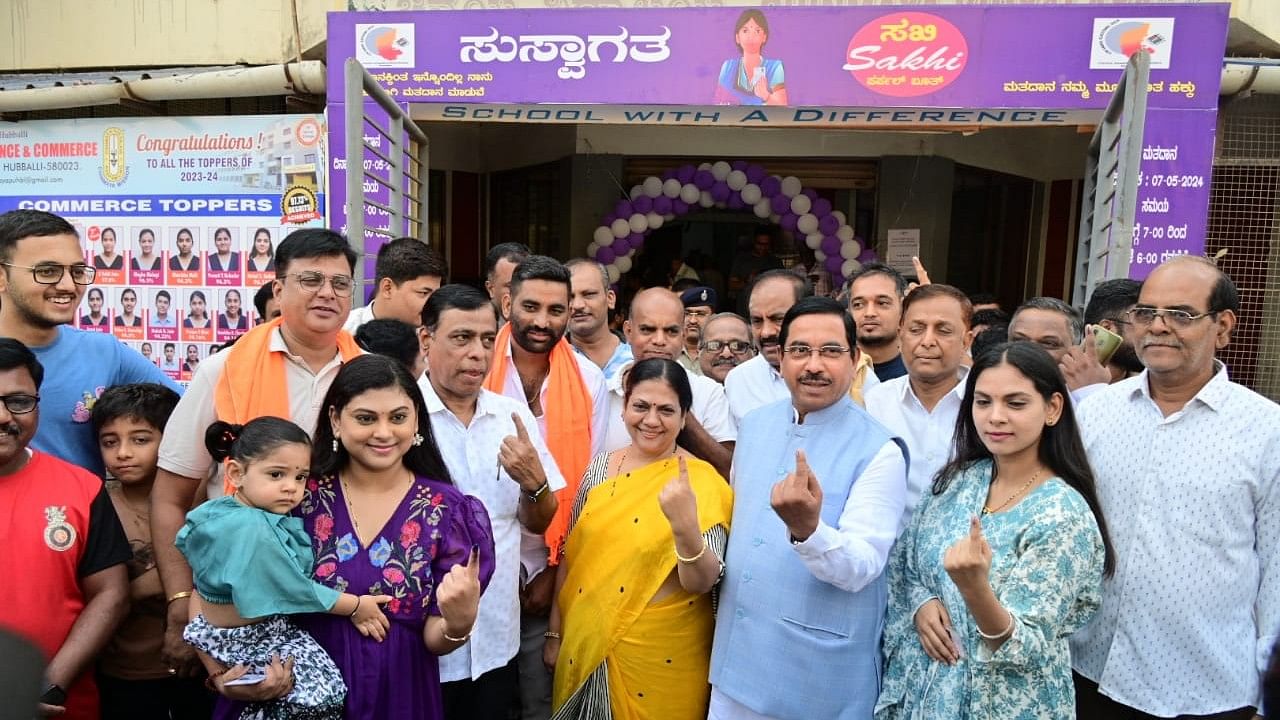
top-left (166, 590), bottom-right (193, 605)
top-left (675, 539), bottom-right (708, 564)
top-left (544, 631), bottom-right (562, 640)
top-left (443, 626), bottom-right (472, 643)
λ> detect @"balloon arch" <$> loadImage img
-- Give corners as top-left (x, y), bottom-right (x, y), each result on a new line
top-left (587, 160), bottom-right (880, 286)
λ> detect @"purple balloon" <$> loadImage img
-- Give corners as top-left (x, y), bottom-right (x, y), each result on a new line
top-left (596, 246), bottom-right (616, 265)
top-left (812, 198), bottom-right (833, 218)
top-left (780, 213), bottom-right (799, 232)
top-left (825, 255), bottom-right (845, 275)
top-left (818, 214), bottom-right (840, 235)
top-left (730, 160), bottom-right (749, 172)
top-left (770, 194), bottom-right (792, 215)
top-left (661, 169), bottom-right (677, 181)
top-left (857, 249), bottom-right (877, 264)
top-left (760, 176), bottom-right (782, 197)
top-left (627, 231), bottom-right (646, 250)
top-left (821, 235), bottom-right (841, 256)
top-left (727, 193), bottom-right (746, 210)
top-left (802, 188), bottom-right (820, 201)
top-left (673, 199), bottom-right (690, 215)
top-left (711, 181), bottom-right (731, 202)
top-left (676, 165), bottom-right (696, 184)
top-left (746, 164), bottom-right (767, 184)
top-left (653, 195), bottom-right (673, 214)
top-left (614, 199), bottom-right (633, 218)
top-left (632, 195), bottom-right (654, 214)
top-left (603, 212), bottom-right (618, 227)
top-left (693, 170), bottom-right (715, 190)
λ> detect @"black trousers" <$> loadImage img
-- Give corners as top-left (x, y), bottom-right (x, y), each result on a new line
top-left (97, 672), bottom-right (215, 720)
top-left (441, 659), bottom-right (521, 720)
top-left (1072, 672), bottom-right (1255, 720)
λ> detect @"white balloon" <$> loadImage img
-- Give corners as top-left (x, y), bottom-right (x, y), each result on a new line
top-left (611, 218), bottom-right (631, 239)
top-left (646, 211), bottom-right (664, 230)
top-left (815, 249), bottom-right (827, 262)
top-left (840, 239), bottom-right (862, 259)
top-left (607, 265), bottom-right (621, 283)
top-left (662, 178), bottom-right (682, 198)
top-left (630, 185), bottom-right (644, 200)
top-left (626, 248), bottom-right (637, 258)
top-left (663, 213), bottom-right (676, 222)
top-left (753, 199), bottom-right (772, 218)
top-left (697, 162), bottom-right (713, 172)
top-left (841, 259), bottom-right (862, 277)
top-left (680, 183), bottom-right (701, 204)
top-left (790, 195), bottom-right (812, 216)
top-left (740, 183), bottom-right (762, 205)
top-left (642, 176), bottom-right (663, 198)
top-left (727, 170), bottom-right (748, 191)
top-left (797, 213), bottom-right (819, 236)
top-left (587, 241), bottom-right (601, 257)
top-left (593, 226), bottom-right (614, 247)
top-left (711, 161), bottom-right (732, 182)
top-left (781, 175), bottom-right (803, 197)
top-left (837, 225), bottom-right (855, 242)
top-left (831, 210), bottom-right (847, 226)
top-left (698, 191), bottom-right (715, 208)
top-left (769, 213), bottom-right (781, 224)
top-left (615, 255), bottom-right (633, 273)
top-left (805, 233), bottom-right (824, 250)
top-left (629, 213), bottom-right (649, 234)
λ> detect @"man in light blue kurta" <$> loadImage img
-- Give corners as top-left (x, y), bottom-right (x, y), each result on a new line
top-left (709, 297), bottom-right (908, 720)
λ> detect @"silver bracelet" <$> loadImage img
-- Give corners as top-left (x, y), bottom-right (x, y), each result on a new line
top-left (976, 610), bottom-right (1015, 640)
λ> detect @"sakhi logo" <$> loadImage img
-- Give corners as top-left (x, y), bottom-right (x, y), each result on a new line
top-left (99, 127), bottom-right (128, 187)
top-left (844, 13), bottom-right (968, 98)
top-left (357, 24), bottom-right (415, 68)
top-left (1090, 18), bottom-right (1174, 70)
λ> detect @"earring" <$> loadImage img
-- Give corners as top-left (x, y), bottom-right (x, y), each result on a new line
top-left (412, 433), bottom-right (424, 447)
top-left (332, 438), bottom-right (339, 452)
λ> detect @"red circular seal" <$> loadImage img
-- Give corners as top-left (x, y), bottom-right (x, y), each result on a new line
top-left (845, 12), bottom-right (968, 98)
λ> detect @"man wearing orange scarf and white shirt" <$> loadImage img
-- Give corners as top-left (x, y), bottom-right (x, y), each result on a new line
top-left (150, 228), bottom-right (363, 695)
top-left (483, 255), bottom-right (609, 720)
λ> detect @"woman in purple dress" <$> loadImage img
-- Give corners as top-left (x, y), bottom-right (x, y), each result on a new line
top-left (299, 354), bottom-right (495, 718)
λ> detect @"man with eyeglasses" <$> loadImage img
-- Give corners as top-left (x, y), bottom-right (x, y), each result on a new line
top-left (1070, 257), bottom-right (1278, 720)
top-left (710, 296), bottom-right (907, 720)
top-left (697, 313), bottom-right (755, 385)
top-left (678, 286), bottom-right (717, 376)
top-left (151, 228), bottom-right (364, 685)
top-left (1058, 279), bottom-right (1144, 396)
top-left (0, 338), bottom-right (132, 720)
top-left (0, 210), bottom-right (180, 476)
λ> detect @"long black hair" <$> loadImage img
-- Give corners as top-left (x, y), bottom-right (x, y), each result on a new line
top-left (311, 354), bottom-right (452, 484)
top-left (933, 341), bottom-right (1115, 575)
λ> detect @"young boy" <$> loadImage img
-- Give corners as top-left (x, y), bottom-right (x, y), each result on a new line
top-left (91, 383), bottom-right (213, 719)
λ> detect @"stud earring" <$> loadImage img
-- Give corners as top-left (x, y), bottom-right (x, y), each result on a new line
top-left (412, 433), bottom-right (424, 447)
top-left (332, 438), bottom-right (340, 452)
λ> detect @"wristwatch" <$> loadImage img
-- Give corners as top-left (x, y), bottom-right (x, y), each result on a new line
top-left (40, 683), bottom-right (67, 706)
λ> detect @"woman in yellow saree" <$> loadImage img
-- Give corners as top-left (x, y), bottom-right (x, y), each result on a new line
top-left (546, 358), bottom-right (733, 720)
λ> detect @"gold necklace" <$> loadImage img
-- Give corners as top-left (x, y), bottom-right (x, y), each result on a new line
top-left (982, 469), bottom-right (1043, 515)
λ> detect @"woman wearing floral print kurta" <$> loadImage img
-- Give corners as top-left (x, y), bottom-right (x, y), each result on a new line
top-left (876, 342), bottom-right (1115, 719)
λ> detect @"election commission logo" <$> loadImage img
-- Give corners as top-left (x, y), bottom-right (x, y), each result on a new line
top-left (1090, 18), bottom-right (1175, 70)
top-left (357, 24), bottom-right (416, 68)
top-left (44, 506), bottom-right (77, 552)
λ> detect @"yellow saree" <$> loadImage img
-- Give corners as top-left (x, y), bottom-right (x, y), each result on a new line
top-left (553, 455), bottom-right (733, 720)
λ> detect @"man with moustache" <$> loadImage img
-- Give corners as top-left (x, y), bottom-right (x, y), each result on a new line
top-left (865, 284), bottom-right (973, 523)
top-left (566, 258), bottom-right (631, 383)
top-left (698, 312), bottom-right (755, 385)
top-left (0, 210), bottom-right (180, 476)
top-left (600, 288), bottom-right (736, 478)
top-left (1070, 257), bottom-right (1277, 719)
top-left (710, 297), bottom-right (907, 720)
top-left (726, 270), bottom-right (878, 427)
top-left (678, 286), bottom-right (717, 376)
top-left (482, 256), bottom-right (608, 720)
top-left (418, 284), bottom-right (565, 718)
top-left (151, 228), bottom-right (364, 687)
top-left (1008, 296), bottom-right (1082, 364)
top-left (847, 263), bottom-right (909, 382)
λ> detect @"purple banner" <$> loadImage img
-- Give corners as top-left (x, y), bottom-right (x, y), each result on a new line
top-left (328, 5), bottom-right (1226, 110)
top-left (1129, 107), bottom-right (1216, 279)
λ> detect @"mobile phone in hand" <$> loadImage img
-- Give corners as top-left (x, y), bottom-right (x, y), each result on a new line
top-left (1090, 324), bottom-right (1124, 366)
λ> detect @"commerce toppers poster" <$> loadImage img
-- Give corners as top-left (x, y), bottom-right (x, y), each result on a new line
top-left (0, 114), bottom-right (327, 381)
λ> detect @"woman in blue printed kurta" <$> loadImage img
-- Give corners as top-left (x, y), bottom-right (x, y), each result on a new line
top-left (877, 342), bottom-right (1114, 719)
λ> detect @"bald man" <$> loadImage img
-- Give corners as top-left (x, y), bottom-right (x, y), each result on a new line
top-left (602, 288), bottom-right (737, 478)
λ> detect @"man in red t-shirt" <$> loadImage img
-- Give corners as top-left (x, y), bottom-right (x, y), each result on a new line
top-left (0, 338), bottom-right (130, 719)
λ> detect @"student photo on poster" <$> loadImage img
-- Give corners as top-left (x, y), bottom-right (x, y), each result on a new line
top-left (140, 341), bottom-right (156, 366)
top-left (159, 341), bottom-right (180, 377)
top-left (215, 287), bottom-right (249, 342)
top-left (93, 226), bottom-right (125, 270)
top-left (148, 289), bottom-right (179, 342)
top-left (167, 227), bottom-right (202, 286)
top-left (206, 226), bottom-right (243, 287)
top-left (180, 343), bottom-right (201, 380)
top-left (113, 287), bottom-right (145, 341)
top-left (247, 227), bottom-right (276, 272)
top-left (129, 227), bottom-right (164, 284)
top-left (79, 286), bottom-right (111, 332)
top-left (181, 289), bottom-right (214, 343)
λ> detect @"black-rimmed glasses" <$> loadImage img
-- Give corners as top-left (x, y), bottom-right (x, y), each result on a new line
top-left (0, 393), bottom-right (39, 414)
top-left (1, 263), bottom-right (95, 285)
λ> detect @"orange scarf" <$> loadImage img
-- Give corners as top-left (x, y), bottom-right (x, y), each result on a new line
top-left (483, 323), bottom-right (593, 563)
top-left (213, 317), bottom-right (363, 494)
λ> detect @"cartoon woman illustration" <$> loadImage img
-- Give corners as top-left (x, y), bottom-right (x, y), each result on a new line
top-left (248, 227), bottom-right (275, 272)
top-left (715, 10), bottom-right (788, 106)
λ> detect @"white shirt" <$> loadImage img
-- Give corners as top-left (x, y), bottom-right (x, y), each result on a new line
top-left (723, 354), bottom-right (879, 428)
top-left (342, 302), bottom-right (377, 333)
top-left (1070, 366), bottom-right (1280, 715)
top-left (490, 338), bottom-right (610, 583)
top-left (864, 369), bottom-right (968, 528)
top-left (420, 382), bottom-right (566, 682)
top-left (158, 328), bottom-right (349, 480)
top-left (601, 354), bottom-right (736, 454)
